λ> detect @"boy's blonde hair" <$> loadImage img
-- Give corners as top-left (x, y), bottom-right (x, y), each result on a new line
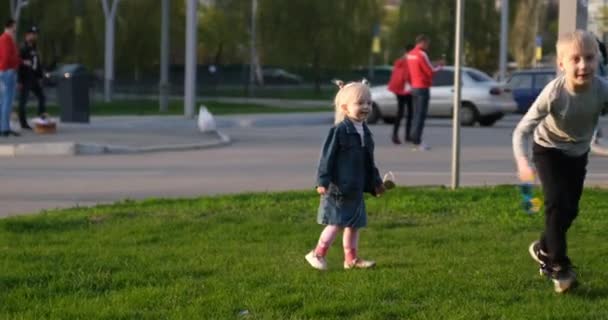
top-left (556, 30), bottom-right (598, 62)
top-left (333, 80), bottom-right (371, 125)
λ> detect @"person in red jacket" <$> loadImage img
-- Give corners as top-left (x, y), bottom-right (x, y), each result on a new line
top-left (406, 35), bottom-right (443, 150)
top-left (0, 19), bottom-right (21, 137)
top-left (387, 44), bottom-right (413, 144)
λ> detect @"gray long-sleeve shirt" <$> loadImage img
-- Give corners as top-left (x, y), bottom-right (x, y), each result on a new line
top-left (513, 75), bottom-right (608, 162)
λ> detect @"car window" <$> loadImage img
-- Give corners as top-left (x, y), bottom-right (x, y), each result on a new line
top-left (465, 69), bottom-right (494, 82)
top-left (534, 73), bottom-right (555, 89)
top-left (508, 74), bottom-right (533, 89)
top-left (432, 70), bottom-right (454, 86)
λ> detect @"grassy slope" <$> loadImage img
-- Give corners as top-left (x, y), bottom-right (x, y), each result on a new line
top-left (2, 186), bottom-right (608, 319)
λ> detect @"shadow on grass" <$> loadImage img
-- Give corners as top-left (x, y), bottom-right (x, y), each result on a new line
top-left (2, 217), bottom-right (87, 233)
top-left (378, 261), bottom-right (412, 270)
top-left (571, 285), bottom-right (608, 300)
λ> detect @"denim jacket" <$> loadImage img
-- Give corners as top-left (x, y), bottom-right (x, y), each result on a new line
top-left (316, 118), bottom-right (383, 196)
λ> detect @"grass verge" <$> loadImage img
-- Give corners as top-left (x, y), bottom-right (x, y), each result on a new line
top-left (2, 186), bottom-right (608, 319)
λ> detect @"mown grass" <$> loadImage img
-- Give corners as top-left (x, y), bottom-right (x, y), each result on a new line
top-left (2, 186), bottom-right (608, 319)
top-left (44, 100), bottom-right (328, 117)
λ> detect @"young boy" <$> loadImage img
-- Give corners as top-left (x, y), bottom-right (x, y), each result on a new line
top-left (513, 30), bottom-right (608, 293)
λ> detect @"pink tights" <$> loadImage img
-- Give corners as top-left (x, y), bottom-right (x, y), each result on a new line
top-left (314, 225), bottom-right (359, 263)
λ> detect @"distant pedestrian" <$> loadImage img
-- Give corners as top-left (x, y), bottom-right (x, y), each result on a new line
top-left (0, 19), bottom-right (21, 137)
top-left (513, 30), bottom-right (608, 293)
top-left (388, 44), bottom-right (413, 144)
top-left (406, 34), bottom-right (443, 150)
top-left (18, 26), bottom-right (47, 130)
top-left (305, 79), bottom-right (385, 271)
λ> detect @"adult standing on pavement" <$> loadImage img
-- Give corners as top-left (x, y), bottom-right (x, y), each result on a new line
top-left (387, 44), bottom-right (413, 145)
top-left (406, 34), bottom-right (443, 150)
top-left (0, 19), bottom-right (21, 137)
top-left (18, 26), bottom-right (46, 130)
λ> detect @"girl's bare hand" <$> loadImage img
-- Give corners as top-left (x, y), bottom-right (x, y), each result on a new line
top-left (516, 157), bottom-right (536, 182)
top-left (316, 186), bottom-right (327, 195)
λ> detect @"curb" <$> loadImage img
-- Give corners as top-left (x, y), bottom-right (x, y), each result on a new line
top-left (0, 130), bottom-right (230, 157)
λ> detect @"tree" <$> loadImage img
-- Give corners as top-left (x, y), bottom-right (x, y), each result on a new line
top-left (258, 0), bottom-right (383, 91)
top-left (510, 0), bottom-right (546, 68)
top-left (198, 0), bottom-right (249, 65)
top-left (389, 1), bottom-right (508, 75)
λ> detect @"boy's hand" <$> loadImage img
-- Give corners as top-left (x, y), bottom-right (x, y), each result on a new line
top-left (316, 186), bottom-right (327, 195)
top-left (516, 157), bottom-right (536, 182)
top-left (375, 184), bottom-right (386, 197)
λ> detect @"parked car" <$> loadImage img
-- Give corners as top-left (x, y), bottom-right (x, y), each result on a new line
top-left (506, 68), bottom-right (556, 113)
top-left (369, 66), bottom-right (517, 126)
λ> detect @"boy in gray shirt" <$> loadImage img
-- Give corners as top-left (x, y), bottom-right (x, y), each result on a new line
top-left (513, 30), bottom-right (608, 293)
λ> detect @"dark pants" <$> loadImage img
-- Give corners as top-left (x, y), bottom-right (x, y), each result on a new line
top-left (533, 143), bottom-right (588, 268)
top-left (18, 79), bottom-right (46, 125)
top-left (393, 94), bottom-right (412, 141)
top-left (410, 88), bottom-right (430, 145)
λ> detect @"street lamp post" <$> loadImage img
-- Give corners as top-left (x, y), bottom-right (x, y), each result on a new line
top-left (498, 0), bottom-right (508, 82)
top-left (184, 0), bottom-right (198, 118)
top-left (101, 0), bottom-right (120, 103)
top-left (159, 0), bottom-right (170, 112)
top-left (451, 0), bottom-right (464, 189)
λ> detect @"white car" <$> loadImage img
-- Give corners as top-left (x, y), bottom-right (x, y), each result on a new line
top-left (368, 66), bottom-right (517, 126)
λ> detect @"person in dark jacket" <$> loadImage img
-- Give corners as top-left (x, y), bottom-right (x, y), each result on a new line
top-left (304, 79), bottom-right (385, 271)
top-left (17, 26), bottom-right (46, 130)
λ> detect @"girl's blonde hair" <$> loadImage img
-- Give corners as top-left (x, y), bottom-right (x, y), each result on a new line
top-left (556, 30), bottom-right (598, 62)
top-left (332, 79), bottom-right (371, 125)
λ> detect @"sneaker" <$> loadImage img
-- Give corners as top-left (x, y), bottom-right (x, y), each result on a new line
top-left (305, 251), bottom-right (327, 270)
top-left (551, 266), bottom-right (577, 293)
top-left (412, 142), bottom-right (431, 151)
top-left (528, 241), bottom-right (550, 276)
top-left (391, 135), bottom-right (402, 145)
top-left (344, 258), bottom-right (376, 269)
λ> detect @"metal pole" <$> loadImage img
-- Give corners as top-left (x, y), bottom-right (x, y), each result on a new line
top-left (102, 0), bottom-right (119, 103)
top-left (159, 0), bottom-right (170, 112)
top-left (248, 0), bottom-right (257, 96)
top-left (104, 17), bottom-right (114, 102)
top-left (184, 0), bottom-right (198, 118)
top-left (451, 0), bottom-right (464, 190)
top-left (498, 0), bottom-right (508, 81)
top-left (558, 0), bottom-right (588, 34)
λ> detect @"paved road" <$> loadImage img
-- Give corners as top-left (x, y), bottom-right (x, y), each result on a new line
top-left (2, 114), bottom-right (607, 217)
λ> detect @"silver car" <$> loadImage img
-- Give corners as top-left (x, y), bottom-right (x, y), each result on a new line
top-left (368, 66), bottom-right (517, 126)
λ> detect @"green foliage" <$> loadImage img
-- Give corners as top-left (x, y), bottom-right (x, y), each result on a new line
top-left (2, 186), bottom-right (608, 318)
top-left (389, 1), bottom-right (505, 74)
top-left (198, 0), bottom-right (249, 65)
top-left (258, 0), bottom-right (383, 86)
top-left (9, 0), bottom-right (562, 83)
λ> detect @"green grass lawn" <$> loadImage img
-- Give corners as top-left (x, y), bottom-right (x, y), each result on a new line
top-left (45, 100), bottom-right (329, 117)
top-left (2, 186), bottom-right (608, 319)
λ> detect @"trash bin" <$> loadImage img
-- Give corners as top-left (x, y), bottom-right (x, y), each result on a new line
top-left (57, 64), bottom-right (90, 123)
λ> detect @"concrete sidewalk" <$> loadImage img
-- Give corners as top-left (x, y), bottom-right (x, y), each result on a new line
top-left (0, 112), bottom-right (334, 157)
top-left (0, 116), bottom-right (230, 157)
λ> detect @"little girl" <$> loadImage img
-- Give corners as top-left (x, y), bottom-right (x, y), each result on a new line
top-left (305, 79), bottom-right (385, 271)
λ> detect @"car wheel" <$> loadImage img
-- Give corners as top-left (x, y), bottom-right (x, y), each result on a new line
top-left (367, 102), bottom-right (381, 124)
top-left (478, 113), bottom-right (504, 127)
top-left (460, 102), bottom-right (479, 126)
